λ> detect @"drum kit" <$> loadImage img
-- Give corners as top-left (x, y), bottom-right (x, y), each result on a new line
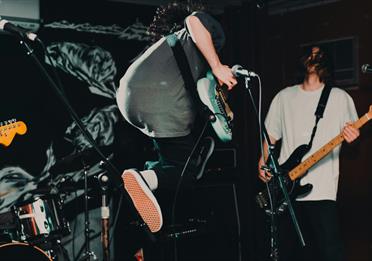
top-left (0, 147), bottom-right (113, 261)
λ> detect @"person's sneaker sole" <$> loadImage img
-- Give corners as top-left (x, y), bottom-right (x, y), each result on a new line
top-left (122, 169), bottom-right (163, 233)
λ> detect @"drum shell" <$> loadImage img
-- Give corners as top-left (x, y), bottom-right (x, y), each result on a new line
top-left (0, 242), bottom-right (51, 261)
top-left (13, 195), bottom-right (69, 241)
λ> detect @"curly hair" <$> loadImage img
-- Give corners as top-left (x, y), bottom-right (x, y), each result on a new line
top-left (148, 0), bottom-right (205, 42)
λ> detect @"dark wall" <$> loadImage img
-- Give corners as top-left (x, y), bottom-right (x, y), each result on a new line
top-left (244, 1), bottom-right (372, 260)
top-left (1, 0), bottom-right (371, 260)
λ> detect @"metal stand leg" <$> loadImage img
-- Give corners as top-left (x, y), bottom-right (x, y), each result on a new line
top-left (79, 166), bottom-right (97, 261)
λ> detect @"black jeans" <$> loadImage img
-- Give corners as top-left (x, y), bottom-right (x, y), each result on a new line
top-left (279, 200), bottom-right (344, 261)
top-left (141, 134), bottom-right (200, 260)
top-left (145, 134), bottom-right (198, 191)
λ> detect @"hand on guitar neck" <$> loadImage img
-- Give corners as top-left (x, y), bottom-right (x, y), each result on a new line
top-left (256, 105), bottom-right (372, 211)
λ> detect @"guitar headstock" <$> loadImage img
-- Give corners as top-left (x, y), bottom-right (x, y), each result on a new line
top-left (0, 120), bottom-right (27, 147)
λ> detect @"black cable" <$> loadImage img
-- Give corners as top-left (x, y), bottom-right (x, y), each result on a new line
top-left (36, 38), bottom-right (67, 96)
top-left (36, 39), bottom-right (127, 260)
top-left (15, 35), bottom-right (154, 254)
top-left (170, 118), bottom-right (210, 261)
top-left (38, 39), bottom-right (127, 245)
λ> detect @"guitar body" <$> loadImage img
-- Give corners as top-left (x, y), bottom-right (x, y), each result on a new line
top-left (256, 105), bottom-right (372, 213)
top-left (256, 144), bottom-right (313, 211)
top-left (197, 71), bottom-right (233, 142)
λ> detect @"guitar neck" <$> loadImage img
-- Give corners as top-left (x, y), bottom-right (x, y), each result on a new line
top-left (288, 113), bottom-right (371, 181)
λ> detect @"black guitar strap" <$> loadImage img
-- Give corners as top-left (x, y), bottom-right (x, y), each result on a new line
top-left (307, 84), bottom-right (332, 149)
top-left (166, 33), bottom-right (213, 120)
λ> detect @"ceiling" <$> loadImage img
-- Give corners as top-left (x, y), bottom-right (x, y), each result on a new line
top-left (108, 0), bottom-right (248, 7)
top-left (107, 0), bottom-right (340, 14)
top-left (108, 0), bottom-right (250, 12)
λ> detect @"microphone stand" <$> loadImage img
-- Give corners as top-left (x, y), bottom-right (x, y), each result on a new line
top-left (16, 37), bottom-right (156, 244)
top-left (97, 172), bottom-right (110, 261)
top-left (244, 76), bottom-right (305, 261)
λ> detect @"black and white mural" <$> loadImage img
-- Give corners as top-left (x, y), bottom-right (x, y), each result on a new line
top-left (0, 2), bottom-right (157, 260)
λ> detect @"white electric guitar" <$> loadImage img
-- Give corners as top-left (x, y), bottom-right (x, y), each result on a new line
top-left (197, 71), bottom-right (233, 142)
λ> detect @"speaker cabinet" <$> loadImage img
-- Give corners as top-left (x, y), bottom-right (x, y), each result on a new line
top-left (161, 182), bottom-right (242, 261)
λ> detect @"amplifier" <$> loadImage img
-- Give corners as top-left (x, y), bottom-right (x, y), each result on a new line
top-left (206, 147), bottom-right (237, 171)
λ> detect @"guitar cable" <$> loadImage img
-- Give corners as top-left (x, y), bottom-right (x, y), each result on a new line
top-left (170, 117), bottom-right (210, 261)
top-left (255, 75), bottom-right (278, 259)
top-left (255, 74), bottom-right (275, 215)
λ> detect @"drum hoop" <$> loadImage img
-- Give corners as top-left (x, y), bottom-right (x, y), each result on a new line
top-left (0, 242), bottom-right (52, 261)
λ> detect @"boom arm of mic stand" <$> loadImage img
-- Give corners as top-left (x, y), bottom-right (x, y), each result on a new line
top-left (18, 38), bottom-right (156, 242)
top-left (243, 76), bottom-right (305, 252)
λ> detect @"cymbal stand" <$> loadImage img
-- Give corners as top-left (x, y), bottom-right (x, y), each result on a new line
top-left (79, 161), bottom-right (97, 261)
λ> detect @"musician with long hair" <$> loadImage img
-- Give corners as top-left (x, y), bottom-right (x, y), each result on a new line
top-left (258, 45), bottom-right (360, 261)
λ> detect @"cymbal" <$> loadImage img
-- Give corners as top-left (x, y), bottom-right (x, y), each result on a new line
top-left (49, 146), bottom-right (112, 174)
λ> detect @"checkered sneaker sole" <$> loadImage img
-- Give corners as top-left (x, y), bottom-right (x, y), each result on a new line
top-left (122, 170), bottom-right (163, 233)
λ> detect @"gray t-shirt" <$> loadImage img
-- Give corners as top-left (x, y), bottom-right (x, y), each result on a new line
top-left (116, 11), bottom-right (225, 138)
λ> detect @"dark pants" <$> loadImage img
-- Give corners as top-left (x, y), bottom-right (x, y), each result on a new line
top-left (145, 134), bottom-right (198, 191)
top-left (279, 200), bottom-right (344, 261)
top-left (141, 134), bottom-right (200, 261)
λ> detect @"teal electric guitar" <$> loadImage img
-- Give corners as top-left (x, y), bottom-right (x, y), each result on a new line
top-left (197, 71), bottom-right (233, 142)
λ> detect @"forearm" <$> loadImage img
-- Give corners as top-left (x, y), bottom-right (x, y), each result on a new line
top-left (186, 15), bottom-right (237, 89)
top-left (186, 15), bottom-right (222, 70)
top-left (258, 135), bottom-right (277, 182)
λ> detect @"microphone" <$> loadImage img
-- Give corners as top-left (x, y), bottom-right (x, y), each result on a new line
top-left (361, 64), bottom-right (372, 74)
top-left (0, 19), bottom-right (38, 41)
top-left (231, 64), bottom-right (258, 77)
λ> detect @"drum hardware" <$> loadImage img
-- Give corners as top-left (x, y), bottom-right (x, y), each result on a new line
top-left (78, 161), bottom-right (97, 261)
top-left (45, 146), bottom-right (115, 260)
top-left (49, 146), bottom-right (112, 175)
top-left (0, 210), bottom-right (20, 242)
top-left (12, 194), bottom-right (70, 244)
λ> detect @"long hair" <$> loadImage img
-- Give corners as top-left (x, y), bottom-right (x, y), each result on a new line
top-left (296, 45), bottom-right (334, 85)
top-left (148, 0), bottom-right (205, 42)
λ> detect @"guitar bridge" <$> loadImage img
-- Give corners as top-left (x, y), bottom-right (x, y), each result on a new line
top-left (256, 192), bottom-right (268, 209)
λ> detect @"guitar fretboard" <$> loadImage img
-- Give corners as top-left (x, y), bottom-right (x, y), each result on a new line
top-left (288, 113), bottom-right (371, 181)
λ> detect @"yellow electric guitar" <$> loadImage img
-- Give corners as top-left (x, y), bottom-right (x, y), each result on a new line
top-left (0, 119), bottom-right (27, 147)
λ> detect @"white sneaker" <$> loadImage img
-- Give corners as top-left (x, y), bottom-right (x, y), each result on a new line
top-left (122, 169), bottom-right (163, 233)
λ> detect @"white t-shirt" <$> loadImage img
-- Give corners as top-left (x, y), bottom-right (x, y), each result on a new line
top-left (265, 84), bottom-right (358, 201)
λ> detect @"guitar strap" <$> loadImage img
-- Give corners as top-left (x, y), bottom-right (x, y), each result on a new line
top-left (307, 84), bottom-right (332, 149)
top-left (166, 33), bottom-right (214, 120)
